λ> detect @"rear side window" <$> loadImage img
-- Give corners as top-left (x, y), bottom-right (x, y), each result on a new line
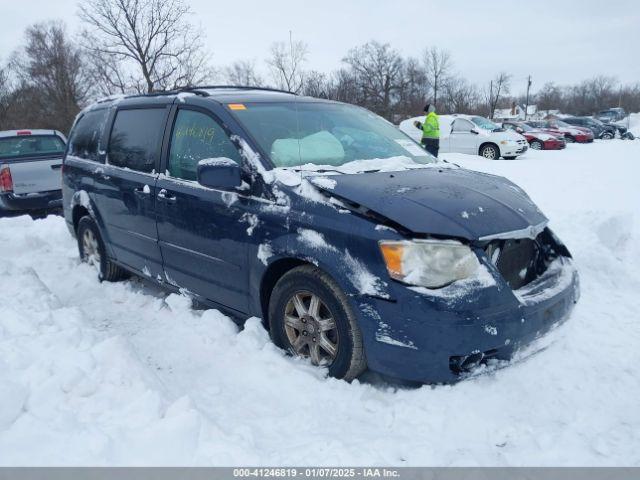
top-left (108, 108), bottom-right (166, 173)
top-left (68, 109), bottom-right (109, 162)
top-left (167, 109), bottom-right (241, 181)
top-left (0, 135), bottom-right (65, 160)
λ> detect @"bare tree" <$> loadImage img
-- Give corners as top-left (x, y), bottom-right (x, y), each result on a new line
top-left (442, 77), bottom-right (481, 114)
top-left (423, 47), bottom-right (452, 110)
top-left (9, 21), bottom-right (91, 132)
top-left (302, 71), bottom-right (330, 98)
top-left (486, 72), bottom-right (511, 118)
top-left (396, 57), bottom-right (429, 117)
top-left (267, 39), bottom-right (308, 93)
top-left (0, 64), bottom-right (10, 128)
top-left (78, 0), bottom-right (213, 93)
top-left (325, 68), bottom-right (360, 104)
top-left (343, 41), bottom-right (405, 119)
top-left (224, 60), bottom-right (263, 86)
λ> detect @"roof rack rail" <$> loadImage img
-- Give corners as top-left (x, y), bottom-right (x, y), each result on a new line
top-left (93, 89), bottom-right (204, 104)
top-left (177, 85), bottom-right (296, 96)
top-left (92, 85), bottom-right (293, 105)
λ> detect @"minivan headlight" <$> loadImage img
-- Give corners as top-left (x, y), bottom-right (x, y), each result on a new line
top-left (379, 239), bottom-right (480, 288)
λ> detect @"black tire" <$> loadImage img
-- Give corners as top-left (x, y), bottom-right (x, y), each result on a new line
top-left (503, 156), bottom-right (517, 160)
top-left (530, 140), bottom-right (544, 150)
top-left (479, 144), bottom-right (499, 160)
top-left (76, 216), bottom-right (129, 282)
top-left (601, 131), bottom-right (614, 140)
top-left (268, 265), bottom-right (366, 381)
top-left (565, 135), bottom-right (576, 143)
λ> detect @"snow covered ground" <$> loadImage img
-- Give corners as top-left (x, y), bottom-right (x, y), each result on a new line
top-left (0, 139), bottom-right (639, 466)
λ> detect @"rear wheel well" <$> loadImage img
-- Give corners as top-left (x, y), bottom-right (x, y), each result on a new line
top-left (72, 205), bottom-right (90, 233)
top-left (260, 258), bottom-right (312, 328)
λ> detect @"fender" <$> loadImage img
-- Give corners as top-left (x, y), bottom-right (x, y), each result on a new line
top-left (69, 189), bottom-right (117, 260)
top-left (248, 229), bottom-right (393, 319)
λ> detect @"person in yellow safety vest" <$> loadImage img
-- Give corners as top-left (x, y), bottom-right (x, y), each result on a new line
top-left (413, 103), bottom-right (440, 157)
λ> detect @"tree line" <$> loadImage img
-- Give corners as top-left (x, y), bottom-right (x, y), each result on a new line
top-left (1, 0), bottom-right (639, 135)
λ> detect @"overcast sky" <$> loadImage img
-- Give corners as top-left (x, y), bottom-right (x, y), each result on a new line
top-left (1, 0), bottom-right (638, 95)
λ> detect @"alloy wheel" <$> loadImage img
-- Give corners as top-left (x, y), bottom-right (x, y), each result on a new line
top-left (284, 291), bottom-right (339, 365)
top-left (82, 229), bottom-right (101, 266)
top-left (531, 140), bottom-right (543, 150)
top-left (482, 147), bottom-right (497, 159)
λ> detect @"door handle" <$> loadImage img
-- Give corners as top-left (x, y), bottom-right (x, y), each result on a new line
top-left (134, 186), bottom-right (150, 197)
top-left (50, 164), bottom-right (62, 170)
top-left (157, 188), bottom-right (176, 203)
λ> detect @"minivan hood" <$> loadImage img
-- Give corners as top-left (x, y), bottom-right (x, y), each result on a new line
top-left (310, 167), bottom-right (547, 241)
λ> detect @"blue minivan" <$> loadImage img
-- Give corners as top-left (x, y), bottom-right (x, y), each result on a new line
top-left (62, 87), bottom-right (579, 383)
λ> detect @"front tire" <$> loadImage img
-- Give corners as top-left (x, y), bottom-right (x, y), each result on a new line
top-left (601, 131), bottom-right (614, 140)
top-left (530, 140), bottom-right (544, 150)
top-left (479, 144), bottom-right (499, 160)
top-left (77, 216), bottom-right (129, 282)
top-left (565, 135), bottom-right (576, 143)
top-left (268, 265), bottom-right (366, 381)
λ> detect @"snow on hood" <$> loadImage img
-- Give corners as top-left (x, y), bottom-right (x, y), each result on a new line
top-left (271, 156), bottom-right (453, 187)
top-left (309, 167), bottom-right (548, 240)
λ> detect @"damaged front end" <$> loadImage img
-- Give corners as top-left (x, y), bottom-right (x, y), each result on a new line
top-left (354, 221), bottom-right (579, 383)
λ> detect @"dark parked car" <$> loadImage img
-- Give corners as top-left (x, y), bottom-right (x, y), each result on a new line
top-left (596, 108), bottom-right (626, 123)
top-left (562, 116), bottom-right (616, 139)
top-left (0, 129), bottom-right (66, 215)
top-left (62, 87), bottom-right (579, 384)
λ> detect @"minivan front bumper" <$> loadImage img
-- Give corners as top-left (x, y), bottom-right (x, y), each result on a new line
top-left (356, 257), bottom-right (579, 384)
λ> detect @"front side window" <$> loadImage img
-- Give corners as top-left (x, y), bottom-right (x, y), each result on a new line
top-left (167, 109), bottom-right (241, 181)
top-left (452, 119), bottom-right (474, 132)
top-left (0, 135), bottom-right (65, 160)
top-left (231, 102), bottom-right (434, 168)
top-left (108, 108), bottom-right (166, 173)
top-left (68, 109), bottom-right (109, 162)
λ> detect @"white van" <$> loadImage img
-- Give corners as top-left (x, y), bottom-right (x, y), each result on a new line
top-left (400, 114), bottom-right (528, 159)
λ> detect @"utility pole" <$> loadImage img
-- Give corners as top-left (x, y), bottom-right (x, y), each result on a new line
top-left (488, 80), bottom-right (493, 118)
top-left (524, 75), bottom-right (532, 120)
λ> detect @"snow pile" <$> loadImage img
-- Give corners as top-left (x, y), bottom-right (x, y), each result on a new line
top-left (0, 140), bottom-right (639, 465)
top-left (626, 113), bottom-right (640, 137)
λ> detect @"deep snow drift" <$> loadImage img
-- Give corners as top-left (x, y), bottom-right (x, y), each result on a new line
top-left (0, 140), bottom-right (639, 466)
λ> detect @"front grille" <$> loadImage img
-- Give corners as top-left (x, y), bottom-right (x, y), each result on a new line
top-left (495, 238), bottom-right (537, 289)
top-left (484, 231), bottom-right (560, 290)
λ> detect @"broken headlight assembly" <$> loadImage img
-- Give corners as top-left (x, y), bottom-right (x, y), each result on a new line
top-left (379, 239), bottom-right (480, 288)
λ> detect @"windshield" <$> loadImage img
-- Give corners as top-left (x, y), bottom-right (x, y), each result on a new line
top-left (0, 135), bottom-right (65, 160)
top-left (554, 120), bottom-right (571, 128)
top-left (230, 102), bottom-right (435, 168)
top-left (514, 123), bottom-right (534, 132)
top-left (471, 116), bottom-right (500, 131)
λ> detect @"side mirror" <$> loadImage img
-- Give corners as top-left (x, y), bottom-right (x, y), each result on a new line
top-left (470, 128), bottom-right (479, 135)
top-left (197, 158), bottom-right (242, 190)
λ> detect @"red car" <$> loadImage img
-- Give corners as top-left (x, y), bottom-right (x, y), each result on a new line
top-left (502, 121), bottom-right (566, 150)
top-left (525, 120), bottom-right (593, 143)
